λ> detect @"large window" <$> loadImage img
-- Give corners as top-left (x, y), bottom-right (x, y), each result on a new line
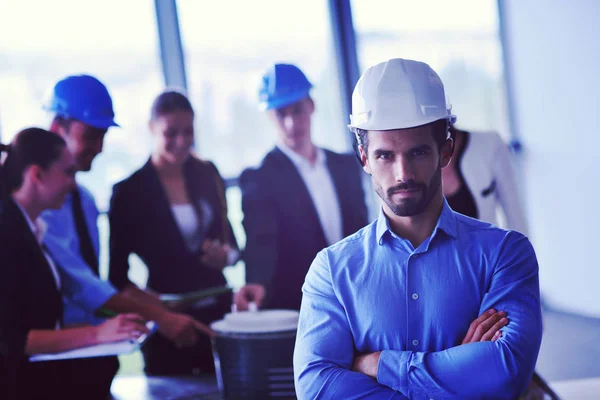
top-left (351, 0), bottom-right (510, 137)
top-left (177, 0), bottom-right (347, 287)
top-left (0, 0), bottom-right (163, 375)
top-left (0, 0), bottom-right (163, 283)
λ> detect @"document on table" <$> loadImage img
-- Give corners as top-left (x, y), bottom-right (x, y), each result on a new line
top-left (29, 321), bottom-right (156, 362)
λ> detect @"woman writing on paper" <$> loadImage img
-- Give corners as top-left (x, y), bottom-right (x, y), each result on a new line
top-left (108, 91), bottom-right (240, 376)
top-left (0, 128), bottom-right (148, 399)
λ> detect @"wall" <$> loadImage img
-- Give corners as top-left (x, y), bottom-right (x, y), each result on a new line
top-left (501, 0), bottom-right (600, 317)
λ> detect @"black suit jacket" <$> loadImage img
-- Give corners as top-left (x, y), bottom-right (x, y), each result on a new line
top-left (108, 157), bottom-right (237, 300)
top-left (239, 147), bottom-right (368, 310)
top-left (0, 198), bottom-right (63, 398)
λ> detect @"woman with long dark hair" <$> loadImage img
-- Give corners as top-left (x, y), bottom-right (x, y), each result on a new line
top-left (0, 128), bottom-right (148, 399)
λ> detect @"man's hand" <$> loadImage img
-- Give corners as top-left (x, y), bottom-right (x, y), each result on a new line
top-left (461, 309), bottom-right (508, 344)
top-left (351, 309), bottom-right (507, 380)
top-left (233, 284), bottom-right (266, 311)
top-left (156, 311), bottom-right (214, 348)
top-left (352, 351), bottom-right (381, 379)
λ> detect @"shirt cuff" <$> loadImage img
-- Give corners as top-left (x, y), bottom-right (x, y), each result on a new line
top-left (73, 280), bottom-right (118, 313)
top-left (377, 349), bottom-right (412, 392)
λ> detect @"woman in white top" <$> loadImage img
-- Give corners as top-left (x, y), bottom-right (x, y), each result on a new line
top-left (0, 128), bottom-right (148, 399)
top-left (443, 125), bottom-right (528, 234)
top-left (108, 91), bottom-right (240, 375)
top-left (444, 126), bottom-right (559, 399)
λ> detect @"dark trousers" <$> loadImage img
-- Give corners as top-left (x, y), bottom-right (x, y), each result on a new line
top-left (24, 356), bottom-right (119, 399)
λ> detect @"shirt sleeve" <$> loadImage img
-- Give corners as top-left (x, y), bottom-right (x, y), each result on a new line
top-left (376, 232), bottom-right (543, 400)
top-left (239, 169), bottom-right (279, 287)
top-left (294, 251), bottom-right (407, 400)
top-left (43, 210), bottom-right (117, 313)
top-left (491, 133), bottom-right (529, 235)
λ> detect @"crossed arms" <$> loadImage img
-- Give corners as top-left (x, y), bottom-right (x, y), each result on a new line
top-left (293, 236), bottom-right (543, 400)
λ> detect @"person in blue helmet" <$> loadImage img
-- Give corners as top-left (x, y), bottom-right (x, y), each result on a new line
top-left (233, 63), bottom-right (368, 311)
top-left (39, 75), bottom-right (213, 398)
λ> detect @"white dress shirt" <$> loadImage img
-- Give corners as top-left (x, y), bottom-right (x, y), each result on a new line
top-left (278, 144), bottom-right (343, 246)
top-left (171, 201), bottom-right (240, 265)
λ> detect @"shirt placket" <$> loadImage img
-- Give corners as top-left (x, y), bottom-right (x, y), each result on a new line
top-left (406, 249), bottom-right (423, 352)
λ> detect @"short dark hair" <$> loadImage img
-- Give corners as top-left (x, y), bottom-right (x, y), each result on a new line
top-left (353, 119), bottom-right (449, 165)
top-left (150, 90), bottom-right (194, 120)
top-left (0, 128), bottom-right (66, 196)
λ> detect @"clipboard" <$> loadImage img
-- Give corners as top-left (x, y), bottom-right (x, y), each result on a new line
top-left (29, 321), bottom-right (157, 362)
top-left (159, 286), bottom-right (233, 307)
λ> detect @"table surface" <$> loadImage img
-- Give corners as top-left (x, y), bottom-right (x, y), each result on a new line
top-left (550, 377), bottom-right (600, 400)
top-left (110, 374), bottom-right (220, 400)
top-left (111, 374), bottom-right (600, 400)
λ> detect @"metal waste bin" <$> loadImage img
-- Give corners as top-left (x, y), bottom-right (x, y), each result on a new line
top-left (211, 310), bottom-right (298, 400)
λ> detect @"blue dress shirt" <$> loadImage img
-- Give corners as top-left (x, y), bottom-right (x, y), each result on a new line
top-left (294, 201), bottom-right (542, 400)
top-left (42, 185), bottom-right (117, 326)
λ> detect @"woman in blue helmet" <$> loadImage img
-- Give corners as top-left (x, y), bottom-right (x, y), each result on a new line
top-left (0, 128), bottom-right (148, 399)
top-left (108, 90), bottom-right (239, 375)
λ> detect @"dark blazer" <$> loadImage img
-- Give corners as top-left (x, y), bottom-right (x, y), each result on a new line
top-left (240, 147), bottom-right (368, 310)
top-left (108, 157), bottom-right (237, 296)
top-left (0, 198), bottom-right (63, 398)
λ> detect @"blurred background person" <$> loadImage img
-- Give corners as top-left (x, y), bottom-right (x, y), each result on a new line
top-left (235, 63), bottom-right (368, 311)
top-left (108, 90), bottom-right (239, 376)
top-left (0, 128), bottom-right (148, 399)
top-left (443, 125), bottom-right (557, 399)
top-left (443, 125), bottom-right (527, 233)
top-left (40, 75), bottom-right (211, 393)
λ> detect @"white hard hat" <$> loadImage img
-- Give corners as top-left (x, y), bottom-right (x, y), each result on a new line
top-left (349, 58), bottom-right (456, 133)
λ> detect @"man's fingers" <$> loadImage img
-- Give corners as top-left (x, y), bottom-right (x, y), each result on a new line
top-left (472, 312), bottom-right (506, 342)
top-left (462, 309), bottom-right (496, 344)
top-left (481, 318), bottom-right (508, 341)
top-left (492, 330), bottom-right (502, 341)
top-left (193, 319), bottom-right (215, 338)
top-left (234, 289), bottom-right (251, 310)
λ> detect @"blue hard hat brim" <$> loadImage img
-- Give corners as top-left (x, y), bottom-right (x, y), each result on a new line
top-left (260, 89), bottom-right (311, 111)
top-left (87, 118), bottom-right (120, 129)
top-left (45, 108), bottom-right (120, 129)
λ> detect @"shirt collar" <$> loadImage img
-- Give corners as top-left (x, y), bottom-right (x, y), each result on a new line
top-left (375, 198), bottom-right (457, 245)
top-left (13, 199), bottom-right (48, 245)
top-left (277, 144), bottom-right (326, 170)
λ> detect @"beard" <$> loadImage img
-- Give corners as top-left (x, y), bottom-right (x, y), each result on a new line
top-left (375, 162), bottom-right (442, 217)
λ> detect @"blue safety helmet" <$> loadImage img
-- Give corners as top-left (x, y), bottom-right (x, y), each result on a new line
top-left (258, 63), bottom-right (313, 111)
top-left (43, 74), bottom-right (119, 129)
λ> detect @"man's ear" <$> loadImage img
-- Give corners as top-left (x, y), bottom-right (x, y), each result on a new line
top-left (440, 138), bottom-right (454, 168)
top-left (306, 97), bottom-right (315, 114)
top-left (359, 145), bottom-right (372, 175)
top-left (49, 119), bottom-right (62, 136)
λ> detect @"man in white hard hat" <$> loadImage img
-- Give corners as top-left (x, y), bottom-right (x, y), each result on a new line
top-left (293, 58), bottom-right (542, 399)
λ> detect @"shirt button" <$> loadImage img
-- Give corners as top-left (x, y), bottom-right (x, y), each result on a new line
top-left (412, 293), bottom-right (419, 300)
top-left (412, 339), bottom-right (419, 346)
